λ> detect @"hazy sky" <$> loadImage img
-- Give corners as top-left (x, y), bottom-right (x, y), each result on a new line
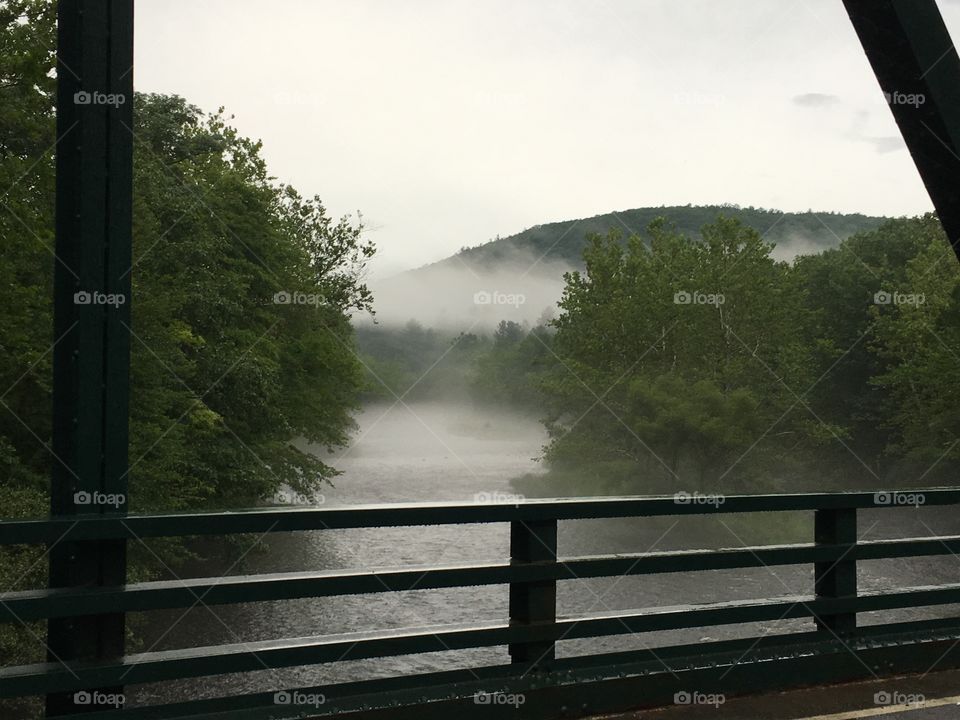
top-left (134, 0), bottom-right (960, 276)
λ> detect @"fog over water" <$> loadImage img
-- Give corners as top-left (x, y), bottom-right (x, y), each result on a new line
top-left (132, 402), bottom-right (960, 705)
top-left (363, 251), bottom-right (572, 330)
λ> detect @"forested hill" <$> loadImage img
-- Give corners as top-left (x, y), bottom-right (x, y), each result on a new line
top-left (426, 205), bottom-right (887, 274)
top-left (367, 205), bottom-right (889, 329)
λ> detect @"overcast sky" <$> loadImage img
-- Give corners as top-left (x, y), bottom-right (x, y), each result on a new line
top-left (134, 0), bottom-right (960, 276)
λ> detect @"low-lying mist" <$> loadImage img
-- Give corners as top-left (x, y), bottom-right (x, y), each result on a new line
top-left (359, 249), bottom-right (574, 330)
top-left (348, 213), bottom-right (960, 504)
top-left (360, 234), bottom-right (849, 330)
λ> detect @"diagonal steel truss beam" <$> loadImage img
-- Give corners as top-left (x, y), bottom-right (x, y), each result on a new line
top-left (845, 0), bottom-right (960, 261)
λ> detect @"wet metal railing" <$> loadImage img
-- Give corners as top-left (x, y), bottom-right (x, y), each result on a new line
top-left (3, 490), bottom-right (960, 718)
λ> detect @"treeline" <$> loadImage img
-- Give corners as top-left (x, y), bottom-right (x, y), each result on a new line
top-left (538, 215), bottom-right (958, 495)
top-left (1, 0), bottom-right (374, 676)
top-left (446, 204), bottom-right (885, 274)
top-left (361, 214), bottom-right (960, 496)
top-left (355, 320), bottom-right (553, 407)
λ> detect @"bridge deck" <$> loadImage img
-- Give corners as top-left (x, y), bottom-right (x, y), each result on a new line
top-left (599, 668), bottom-right (960, 719)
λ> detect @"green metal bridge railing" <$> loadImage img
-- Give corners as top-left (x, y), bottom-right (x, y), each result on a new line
top-left (3, 490), bottom-right (960, 718)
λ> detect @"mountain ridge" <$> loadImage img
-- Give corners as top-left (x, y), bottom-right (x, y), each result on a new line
top-left (367, 204), bottom-right (890, 329)
top-left (407, 204), bottom-right (888, 278)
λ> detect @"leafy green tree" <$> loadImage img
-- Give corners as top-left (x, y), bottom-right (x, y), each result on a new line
top-left (471, 321), bottom-right (555, 410)
top-left (0, 0), bottom-right (56, 509)
top-left (0, 0), bottom-right (69, 700)
top-left (870, 215), bottom-right (960, 482)
top-left (128, 93), bottom-right (374, 510)
top-left (541, 218), bottom-right (822, 493)
top-left (0, 6), bottom-right (377, 681)
top-left (792, 217), bottom-right (938, 480)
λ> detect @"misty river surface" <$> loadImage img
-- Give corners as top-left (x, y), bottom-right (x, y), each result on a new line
top-left (132, 402), bottom-right (960, 705)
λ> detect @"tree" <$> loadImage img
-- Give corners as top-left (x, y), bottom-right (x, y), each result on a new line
top-left (541, 218), bottom-right (821, 493)
top-left (0, 0), bottom-right (376, 595)
top-left (470, 321), bottom-right (555, 410)
top-left (870, 215), bottom-right (960, 483)
top-left (792, 217), bottom-right (936, 480)
top-left (127, 93), bottom-right (374, 510)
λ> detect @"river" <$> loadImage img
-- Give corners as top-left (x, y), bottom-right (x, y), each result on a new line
top-left (131, 401), bottom-right (960, 706)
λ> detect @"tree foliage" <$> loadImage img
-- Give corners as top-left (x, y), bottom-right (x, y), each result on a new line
top-left (532, 214), bottom-right (960, 494)
top-left (538, 219), bottom-right (815, 492)
top-left (0, 0), bottom-right (374, 582)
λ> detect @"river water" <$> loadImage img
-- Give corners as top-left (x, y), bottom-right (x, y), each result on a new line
top-left (131, 401), bottom-right (960, 705)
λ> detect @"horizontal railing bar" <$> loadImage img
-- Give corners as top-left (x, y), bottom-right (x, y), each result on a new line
top-left (4, 582), bottom-right (960, 697)
top-left (36, 617), bottom-right (960, 720)
top-left (0, 489), bottom-right (955, 545)
top-left (3, 535), bottom-right (959, 622)
top-left (856, 535), bottom-right (960, 560)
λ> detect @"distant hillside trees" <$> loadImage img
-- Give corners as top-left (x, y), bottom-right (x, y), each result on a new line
top-left (355, 213), bottom-right (960, 496)
top-left (535, 215), bottom-right (960, 494)
top-left (438, 205), bottom-right (886, 276)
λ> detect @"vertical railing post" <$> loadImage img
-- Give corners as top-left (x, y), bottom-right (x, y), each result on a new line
top-left (509, 519), bottom-right (558, 667)
top-left (814, 508), bottom-right (858, 635)
top-left (47, 0), bottom-right (134, 715)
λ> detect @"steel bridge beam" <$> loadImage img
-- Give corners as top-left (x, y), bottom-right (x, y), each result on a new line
top-left (844, 0), bottom-right (960, 259)
top-left (48, 0), bottom-right (134, 715)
